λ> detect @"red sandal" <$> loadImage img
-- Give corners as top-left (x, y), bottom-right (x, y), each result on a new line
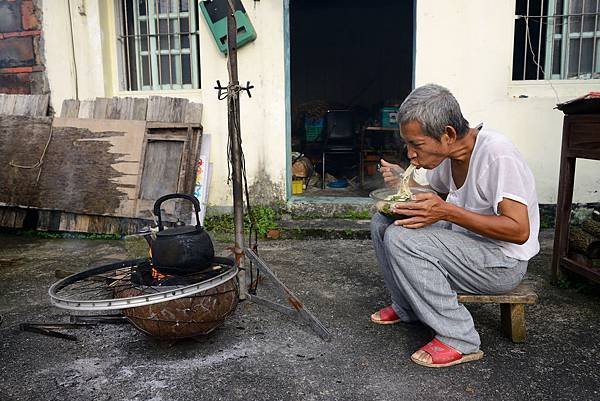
top-left (370, 305), bottom-right (401, 325)
top-left (411, 338), bottom-right (484, 368)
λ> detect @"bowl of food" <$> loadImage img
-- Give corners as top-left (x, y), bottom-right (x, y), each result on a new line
top-left (369, 187), bottom-right (435, 219)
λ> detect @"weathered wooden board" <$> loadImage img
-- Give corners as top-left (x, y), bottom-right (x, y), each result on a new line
top-left (60, 99), bottom-right (80, 118)
top-left (0, 207), bottom-right (27, 228)
top-left (49, 117), bottom-right (147, 217)
top-left (184, 102), bottom-right (203, 124)
top-left (147, 96), bottom-right (190, 123)
top-left (0, 94), bottom-right (49, 117)
top-left (457, 282), bottom-right (538, 304)
top-left (0, 115), bottom-right (53, 208)
top-left (93, 98), bottom-right (110, 119)
top-left (78, 100), bottom-right (95, 118)
top-left (139, 140), bottom-right (184, 200)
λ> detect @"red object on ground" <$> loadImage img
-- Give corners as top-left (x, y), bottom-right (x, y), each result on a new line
top-left (370, 305), bottom-right (400, 325)
top-left (411, 338), bottom-right (484, 368)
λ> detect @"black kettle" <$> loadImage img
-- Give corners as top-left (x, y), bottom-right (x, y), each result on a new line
top-left (150, 193), bottom-right (214, 275)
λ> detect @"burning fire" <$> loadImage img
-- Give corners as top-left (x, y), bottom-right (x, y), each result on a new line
top-left (151, 267), bottom-right (168, 281)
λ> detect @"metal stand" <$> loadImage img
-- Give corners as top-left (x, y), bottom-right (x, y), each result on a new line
top-left (222, 1), bottom-right (331, 341)
top-left (244, 249), bottom-right (331, 341)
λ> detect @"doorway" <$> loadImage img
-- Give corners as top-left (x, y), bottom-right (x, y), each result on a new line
top-left (288, 0), bottom-right (414, 198)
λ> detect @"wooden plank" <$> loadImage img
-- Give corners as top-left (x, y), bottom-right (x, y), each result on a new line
top-left (1, 94), bottom-right (49, 117)
top-left (172, 97), bottom-right (189, 123)
top-left (13, 95), bottom-right (29, 116)
top-left (138, 140), bottom-right (184, 200)
top-left (0, 115), bottom-right (53, 208)
top-left (78, 100), bottom-right (95, 118)
top-left (146, 96), bottom-right (163, 122)
top-left (184, 102), bottom-right (203, 124)
top-left (146, 122), bottom-right (200, 129)
top-left (0, 94), bottom-right (17, 115)
top-left (60, 99), bottom-right (80, 118)
top-left (13, 208), bottom-right (26, 228)
top-left (93, 97), bottom-right (110, 119)
top-left (147, 96), bottom-right (189, 123)
top-left (457, 282), bottom-right (538, 304)
top-left (108, 97), bottom-right (135, 120)
top-left (131, 98), bottom-right (148, 120)
top-left (49, 118), bottom-right (147, 217)
top-left (30, 95), bottom-right (49, 117)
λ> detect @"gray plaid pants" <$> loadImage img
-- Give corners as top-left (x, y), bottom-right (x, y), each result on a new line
top-left (370, 213), bottom-right (527, 353)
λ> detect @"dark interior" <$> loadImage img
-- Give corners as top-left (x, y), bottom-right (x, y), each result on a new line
top-left (290, 0), bottom-right (414, 196)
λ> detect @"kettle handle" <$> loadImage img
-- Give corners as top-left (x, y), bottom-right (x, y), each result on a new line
top-left (153, 193), bottom-right (202, 232)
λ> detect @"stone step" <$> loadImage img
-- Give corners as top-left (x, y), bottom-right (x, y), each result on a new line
top-left (277, 218), bottom-right (372, 240)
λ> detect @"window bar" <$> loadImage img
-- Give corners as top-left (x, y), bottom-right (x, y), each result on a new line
top-left (123, 0), bottom-right (133, 90)
top-left (560, 0), bottom-right (570, 78)
top-left (135, 0), bottom-right (145, 90)
top-left (545, 0), bottom-right (557, 79)
top-left (146, 0), bottom-right (156, 89)
top-left (578, 0), bottom-right (587, 77)
top-left (154, 0), bottom-right (163, 89)
top-left (592, 0), bottom-right (599, 75)
top-left (537, 0), bottom-right (545, 79)
top-left (524, 0), bottom-right (531, 79)
top-left (190, 1), bottom-right (199, 88)
top-left (165, 0), bottom-right (173, 89)
top-left (173, 0), bottom-right (183, 88)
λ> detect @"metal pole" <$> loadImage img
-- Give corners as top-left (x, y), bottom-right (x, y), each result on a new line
top-left (226, 1), bottom-right (246, 299)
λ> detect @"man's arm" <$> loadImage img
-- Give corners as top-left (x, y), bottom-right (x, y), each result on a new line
top-left (392, 193), bottom-right (530, 245)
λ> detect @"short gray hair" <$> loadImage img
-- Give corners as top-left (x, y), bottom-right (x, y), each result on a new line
top-left (398, 84), bottom-right (470, 140)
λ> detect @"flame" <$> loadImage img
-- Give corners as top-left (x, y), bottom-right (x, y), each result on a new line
top-left (151, 267), bottom-right (167, 281)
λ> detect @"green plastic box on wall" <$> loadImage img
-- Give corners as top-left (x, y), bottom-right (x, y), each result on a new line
top-left (199, 0), bottom-right (257, 54)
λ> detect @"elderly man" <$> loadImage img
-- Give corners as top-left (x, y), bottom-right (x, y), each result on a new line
top-left (371, 84), bottom-right (539, 368)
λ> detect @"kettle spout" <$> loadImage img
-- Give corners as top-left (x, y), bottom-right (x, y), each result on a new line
top-left (138, 226), bottom-right (156, 248)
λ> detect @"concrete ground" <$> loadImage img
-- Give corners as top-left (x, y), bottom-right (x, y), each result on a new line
top-left (0, 229), bottom-right (599, 401)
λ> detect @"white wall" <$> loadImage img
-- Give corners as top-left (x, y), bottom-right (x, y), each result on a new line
top-left (43, 0), bottom-right (287, 208)
top-left (415, 0), bottom-right (600, 203)
top-left (43, 0), bottom-right (600, 206)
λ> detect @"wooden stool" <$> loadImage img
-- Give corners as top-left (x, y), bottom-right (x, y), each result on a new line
top-left (457, 282), bottom-right (538, 343)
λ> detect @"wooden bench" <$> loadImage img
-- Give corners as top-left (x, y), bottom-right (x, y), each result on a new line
top-left (457, 282), bottom-right (538, 343)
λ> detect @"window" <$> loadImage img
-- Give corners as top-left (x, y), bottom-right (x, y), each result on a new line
top-left (513, 0), bottom-right (600, 80)
top-left (118, 0), bottom-right (200, 90)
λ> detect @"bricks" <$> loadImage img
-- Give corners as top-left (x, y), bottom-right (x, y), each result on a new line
top-left (0, 36), bottom-right (34, 68)
top-left (21, 0), bottom-right (39, 31)
top-left (0, 30), bottom-right (41, 39)
top-left (0, 0), bottom-right (45, 94)
top-left (0, 2), bottom-right (21, 33)
top-left (0, 72), bottom-right (31, 94)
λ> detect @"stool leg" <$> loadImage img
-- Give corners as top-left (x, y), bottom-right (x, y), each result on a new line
top-left (501, 303), bottom-right (526, 343)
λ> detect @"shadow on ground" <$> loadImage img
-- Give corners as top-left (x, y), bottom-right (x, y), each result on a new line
top-left (0, 229), bottom-right (598, 401)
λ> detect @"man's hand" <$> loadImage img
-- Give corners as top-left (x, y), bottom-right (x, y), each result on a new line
top-left (391, 192), bottom-right (447, 228)
top-left (379, 159), bottom-right (403, 188)
top-left (391, 195), bottom-right (531, 245)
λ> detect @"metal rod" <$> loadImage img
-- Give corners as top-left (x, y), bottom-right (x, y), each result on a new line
top-left (523, 0), bottom-right (531, 79)
top-left (561, 0), bottom-right (570, 78)
top-left (226, 0), bottom-right (246, 297)
top-left (578, 0), bottom-right (586, 76)
top-left (165, 0), bottom-right (173, 89)
top-left (592, 0), bottom-right (599, 74)
top-left (245, 249), bottom-right (332, 341)
top-left (154, 0), bottom-right (163, 88)
top-left (177, 1), bottom-right (183, 86)
top-left (145, 0), bottom-right (153, 88)
top-left (538, 0), bottom-right (545, 79)
top-left (123, 0), bottom-right (133, 90)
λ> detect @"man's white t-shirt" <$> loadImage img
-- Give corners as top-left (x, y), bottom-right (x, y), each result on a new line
top-left (426, 127), bottom-right (540, 261)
